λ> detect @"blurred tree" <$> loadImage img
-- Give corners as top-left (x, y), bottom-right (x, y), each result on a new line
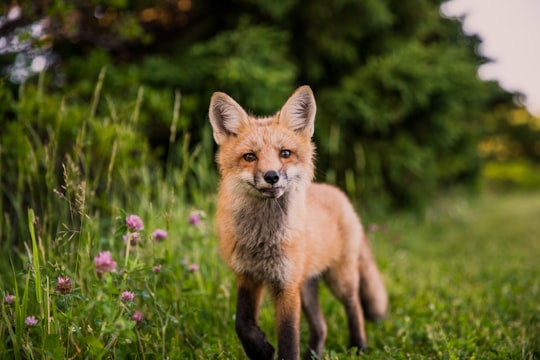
top-left (479, 105), bottom-right (540, 163)
top-left (0, 0), bottom-right (527, 210)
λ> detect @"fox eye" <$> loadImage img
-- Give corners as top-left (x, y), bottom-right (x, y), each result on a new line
top-left (280, 149), bottom-right (292, 158)
top-left (243, 153), bottom-right (257, 162)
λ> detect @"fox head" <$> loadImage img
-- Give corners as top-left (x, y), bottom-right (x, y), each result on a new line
top-left (209, 86), bottom-right (316, 199)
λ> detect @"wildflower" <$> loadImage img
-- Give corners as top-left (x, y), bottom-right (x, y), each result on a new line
top-left (152, 229), bottom-right (168, 242)
top-left (368, 223), bottom-right (379, 233)
top-left (55, 276), bottom-right (72, 294)
top-left (94, 251), bottom-right (117, 277)
top-left (188, 212), bottom-right (201, 226)
top-left (188, 264), bottom-right (199, 272)
top-left (5, 294), bottom-right (15, 304)
top-left (126, 214), bottom-right (144, 231)
top-left (123, 232), bottom-right (141, 246)
top-left (152, 264), bottom-right (162, 273)
top-left (121, 291), bottom-right (135, 302)
top-left (131, 311), bottom-right (143, 323)
top-left (25, 315), bottom-right (38, 327)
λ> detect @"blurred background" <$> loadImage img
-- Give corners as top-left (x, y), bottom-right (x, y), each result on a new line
top-left (1, 0), bottom-right (539, 240)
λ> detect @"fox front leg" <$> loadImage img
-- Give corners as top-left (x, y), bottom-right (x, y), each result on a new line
top-left (272, 284), bottom-right (302, 360)
top-left (235, 276), bottom-right (275, 360)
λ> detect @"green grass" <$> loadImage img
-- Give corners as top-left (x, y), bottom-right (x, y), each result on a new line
top-left (2, 190), bottom-right (539, 359)
top-left (1, 76), bottom-right (539, 358)
top-left (362, 191), bottom-right (540, 359)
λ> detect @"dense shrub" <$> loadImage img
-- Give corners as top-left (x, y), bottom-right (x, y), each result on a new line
top-left (1, 0), bottom-right (526, 211)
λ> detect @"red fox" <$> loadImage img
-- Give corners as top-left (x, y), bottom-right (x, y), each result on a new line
top-left (209, 86), bottom-right (388, 360)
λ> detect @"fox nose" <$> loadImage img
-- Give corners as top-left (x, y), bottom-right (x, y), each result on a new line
top-left (263, 171), bottom-right (280, 185)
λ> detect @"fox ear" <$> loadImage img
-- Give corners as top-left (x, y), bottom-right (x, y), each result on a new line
top-left (209, 92), bottom-right (248, 145)
top-left (279, 85), bottom-right (316, 137)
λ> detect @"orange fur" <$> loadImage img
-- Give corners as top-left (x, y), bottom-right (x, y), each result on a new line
top-left (209, 86), bottom-right (387, 360)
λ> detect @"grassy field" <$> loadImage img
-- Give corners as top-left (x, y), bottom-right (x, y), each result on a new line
top-left (1, 74), bottom-right (538, 359)
top-left (0, 76), bottom-right (540, 359)
top-left (363, 191), bottom-right (540, 359)
top-left (2, 187), bottom-right (539, 359)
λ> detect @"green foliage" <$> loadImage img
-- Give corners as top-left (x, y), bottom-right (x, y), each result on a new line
top-left (0, 74), bottom-right (221, 358)
top-left (480, 106), bottom-right (540, 163)
top-left (142, 22), bottom-right (298, 114)
top-left (0, 72), bottom-right (216, 255)
top-left (2, 0), bottom-right (525, 211)
top-left (482, 160), bottom-right (540, 190)
top-left (317, 42), bottom-right (489, 208)
top-left (1, 206), bottom-right (218, 359)
top-left (476, 101), bottom-right (540, 191)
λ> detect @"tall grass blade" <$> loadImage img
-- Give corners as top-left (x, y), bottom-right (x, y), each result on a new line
top-left (28, 209), bottom-right (43, 310)
top-left (0, 144), bottom-right (3, 239)
top-left (166, 89), bottom-right (182, 179)
top-left (90, 67), bottom-right (107, 119)
top-left (1, 304), bottom-right (20, 360)
top-left (6, 260), bottom-right (22, 360)
top-left (106, 141), bottom-right (118, 193)
top-left (170, 90), bottom-right (181, 145)
top-left (131, 86), bottom-right (144, 126)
